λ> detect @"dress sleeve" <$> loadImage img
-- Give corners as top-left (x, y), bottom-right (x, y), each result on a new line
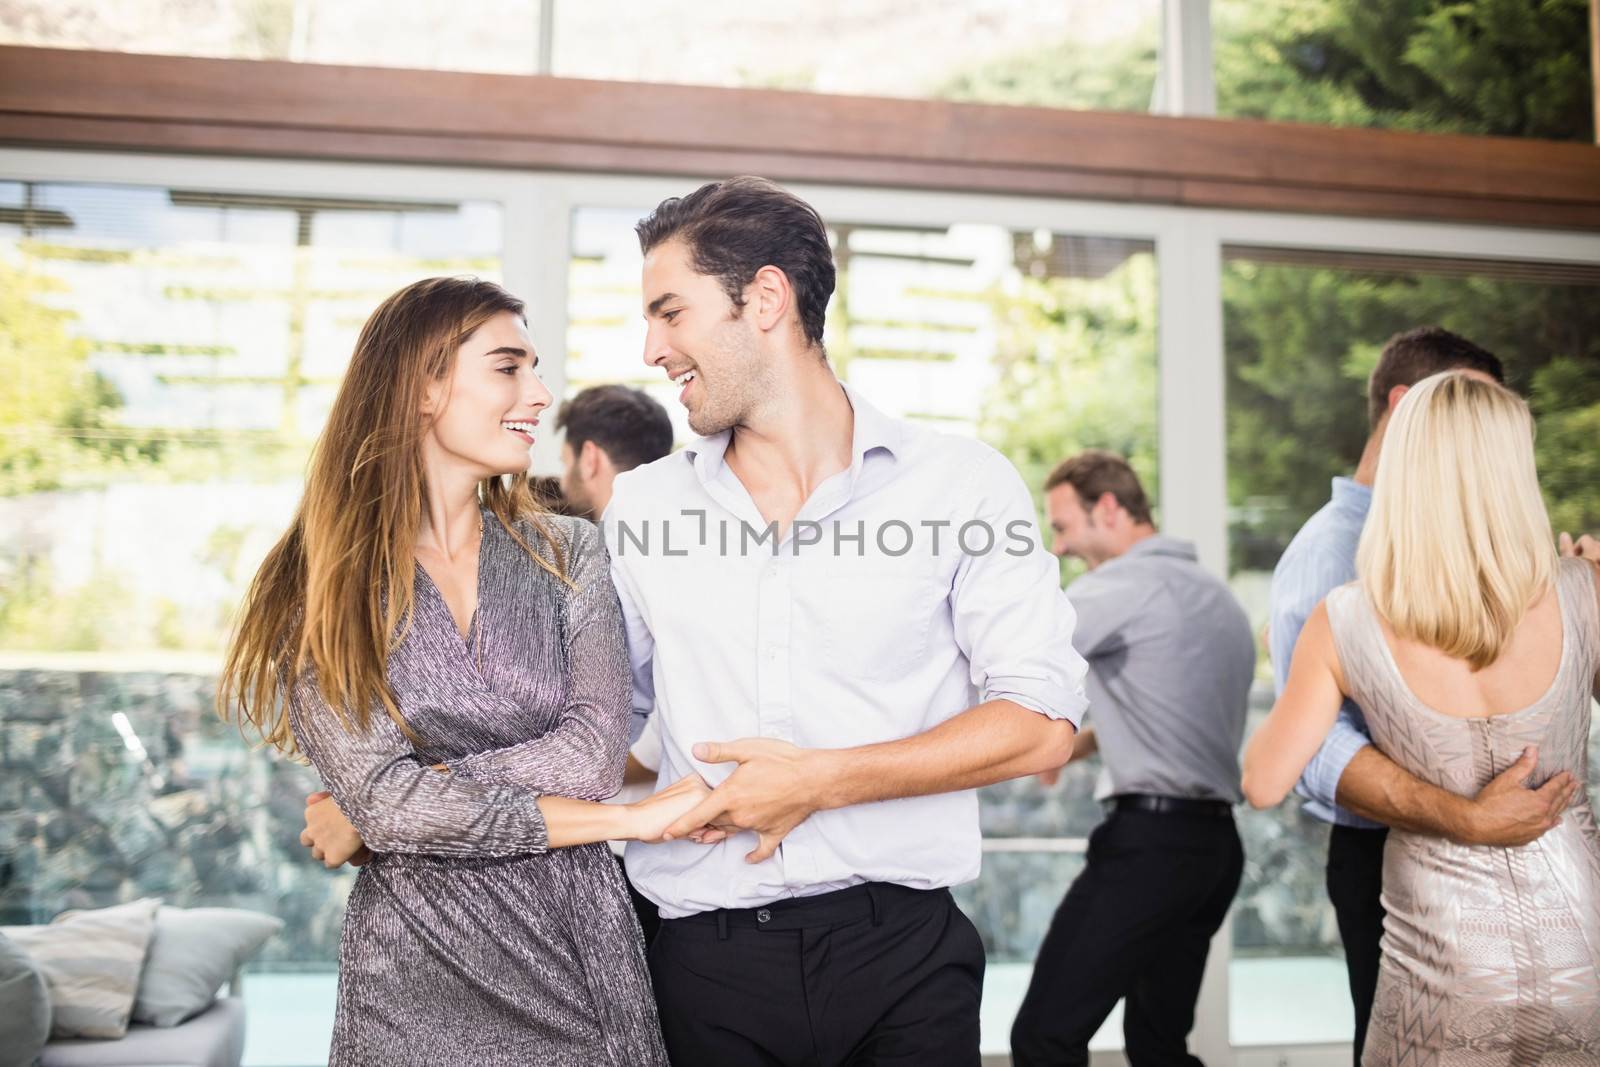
top-left (288, 669), bottom-right (550, 858)
top-left (440, 518), bottom-right (631, 800)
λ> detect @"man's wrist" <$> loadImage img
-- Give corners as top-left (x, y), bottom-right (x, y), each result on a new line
top-left (1439, 793), bottom-right (1480, 844)
top-left (804, 746), bottom-right (853, 812)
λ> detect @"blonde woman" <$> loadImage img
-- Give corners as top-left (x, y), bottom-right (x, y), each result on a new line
top-left (219, 278), bottom-right (698, 1064)
top-left (1243, 371), bottom-right (1600, 1065)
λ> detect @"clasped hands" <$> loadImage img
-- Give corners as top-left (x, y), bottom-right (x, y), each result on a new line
top-left (300, 737), bottom-right (830, 869)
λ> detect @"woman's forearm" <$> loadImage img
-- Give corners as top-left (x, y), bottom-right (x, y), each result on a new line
top-left (536, 795), bottom-right (634, 848)
top-left (444, 721), bottom-right (629, 800)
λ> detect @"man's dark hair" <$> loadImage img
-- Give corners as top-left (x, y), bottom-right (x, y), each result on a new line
top-left (555, 384), bottom-right (674, 472)
top-left (1044, 449), bottom-right (1154, 526)
top-left (1368, 327), bottom-right (1505, 429)
top-left (528, 475), bottom-right (582, 517)
top-left (635, 176), bottom-right (835, 350)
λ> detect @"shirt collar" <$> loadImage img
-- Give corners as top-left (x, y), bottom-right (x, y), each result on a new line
top-left (681, 379), bottom-right (902, 486)
top-left (1330, 476), bottom-right (1373, 517)
top-left (840, 381), bottom-right (903, 471)
top-left (1122, 534), bottom-right (1197, 562)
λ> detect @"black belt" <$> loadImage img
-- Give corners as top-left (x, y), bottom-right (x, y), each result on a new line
top-left (1104, 793), bottom-right (1234, 819)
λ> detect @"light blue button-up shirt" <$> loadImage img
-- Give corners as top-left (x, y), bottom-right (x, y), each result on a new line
top-left (1268, 476), bottom-right (1383, 828)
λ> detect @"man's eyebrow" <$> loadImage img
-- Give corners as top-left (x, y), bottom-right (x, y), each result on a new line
top-left (646, 292), bottom-right (681, 317)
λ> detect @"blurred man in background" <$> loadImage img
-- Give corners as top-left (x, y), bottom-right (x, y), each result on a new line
top-left (1011, 450), bottom-right (1253, 1067)
top-left (556, 384), bottom-right (674, 524)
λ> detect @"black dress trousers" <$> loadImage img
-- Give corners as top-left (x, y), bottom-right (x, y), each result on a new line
top-left (648, 881), bottom-right (985, 1067)
top-left (1009, 807), bottom-right (1244, 1067)
top-left (1326, 824), bottom-right (1388, 1067)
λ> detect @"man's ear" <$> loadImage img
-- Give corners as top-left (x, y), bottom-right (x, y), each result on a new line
top-left (579, 438), bottom-right (607, 480)
top-left (1387, 383), bottom-right (1409, 412)
top-left (749, 265), bottom-right (792, 333)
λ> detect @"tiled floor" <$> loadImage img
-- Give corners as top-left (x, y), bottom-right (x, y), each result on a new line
top-left (241, 974), bottom-right (338, 1067)
top-left (979, 958), bottom-right (1350, 1055)
top-left (242, 957), bottom-right (1352, 1065)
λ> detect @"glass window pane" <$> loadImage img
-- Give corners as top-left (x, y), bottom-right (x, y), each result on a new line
top-left (570, 206), bottom-right (1157, 474)
top-left (1212, 0), bottom-right (1594, 142)
top-left (1223, 243), bottom-right (1600, 1045)
top-left (555, 1), bottom-right (1161, 112)
top-left (957, 848), bottom-right (1126, 1058)
top-left (0, 0), bottom-right (543, 73)
top-left (0, 179), bottom-right (503, 994)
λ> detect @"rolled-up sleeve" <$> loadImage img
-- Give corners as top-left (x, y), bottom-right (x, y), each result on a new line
top-left (1294, 705), bottom-right (1372, 811)
top-left (949, 448), bottom-right (1088, 725)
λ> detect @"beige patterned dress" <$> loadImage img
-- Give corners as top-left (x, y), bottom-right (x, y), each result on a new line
top-left (1325, 558), bottom-right (1600, 1067)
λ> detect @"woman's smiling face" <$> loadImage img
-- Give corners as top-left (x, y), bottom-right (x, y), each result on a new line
top-left (423, 309), bottom-right (552, 478)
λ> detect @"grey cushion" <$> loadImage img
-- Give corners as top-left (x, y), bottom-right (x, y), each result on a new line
top-left (39, 997), bottom-right (245, 1067)
top-left (133, 908), bottom-right (282, 1028)
top-left (2, 900), bottom-right (159, 1040)
top-left (0, 931), bottom-right (52, 1067)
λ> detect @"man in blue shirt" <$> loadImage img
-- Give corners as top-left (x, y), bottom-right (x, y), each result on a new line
top-left (1268, 326), bottom-right (1578, 1066)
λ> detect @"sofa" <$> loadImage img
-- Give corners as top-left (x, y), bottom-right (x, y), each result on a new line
top-left (38, 994), bottom-right (245, 1067)
top-left (1, 902), bottom-right (278, 1067)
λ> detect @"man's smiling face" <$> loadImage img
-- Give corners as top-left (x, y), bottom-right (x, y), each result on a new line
top-left (640, 238), bottom-right (772, 436)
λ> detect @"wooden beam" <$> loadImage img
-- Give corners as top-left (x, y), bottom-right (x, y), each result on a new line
top-left (3, 45), bottom-right (1599, 229)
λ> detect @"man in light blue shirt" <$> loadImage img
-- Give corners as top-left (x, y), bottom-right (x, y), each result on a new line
top-left (1268, 326), bottom-right (1575, 1066)
top-left (1271, 475), bottom-right (1377, 827)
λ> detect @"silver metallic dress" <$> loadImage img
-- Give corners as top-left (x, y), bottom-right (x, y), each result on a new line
top-left (1326, 558), bottom-right (1600, 1067)
top-left (288, 512), bottom-right (669, 1066)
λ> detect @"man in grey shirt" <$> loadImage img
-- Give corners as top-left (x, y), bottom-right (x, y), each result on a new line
top-left (1011, 450), bottom-right (1254, 1067)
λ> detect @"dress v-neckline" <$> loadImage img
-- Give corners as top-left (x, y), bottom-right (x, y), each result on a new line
top-left (416, 509), bottom-right (489, 650)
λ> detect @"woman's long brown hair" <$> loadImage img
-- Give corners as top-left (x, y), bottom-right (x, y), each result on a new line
top-left (218, 277), bottom-right (567, 754)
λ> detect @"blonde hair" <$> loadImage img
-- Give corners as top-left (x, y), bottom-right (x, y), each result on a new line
top-left (1357, 371), bottom-right (1556, 670)
top-left (217, 278), bottom-right (567, 755)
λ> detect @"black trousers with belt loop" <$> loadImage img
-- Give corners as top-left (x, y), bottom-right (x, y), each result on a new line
top-left (648, 881), bottom-right (985, 1067)
top-left (1009, 796), bottom-right (1244, 1067)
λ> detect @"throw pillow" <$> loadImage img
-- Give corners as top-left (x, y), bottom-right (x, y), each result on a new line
top-left (132, 906), bottom-right (283, 1027)
top-left (0, 931), bottom-right (51, 1067)
top-left (1, 897), bottom-right (159, 1040)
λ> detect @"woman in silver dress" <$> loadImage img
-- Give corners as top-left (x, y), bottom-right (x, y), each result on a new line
top-left (219, 277), bottom-right (699, 1065)
top-left (1243, 371), bottom-right (1600, 1065)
